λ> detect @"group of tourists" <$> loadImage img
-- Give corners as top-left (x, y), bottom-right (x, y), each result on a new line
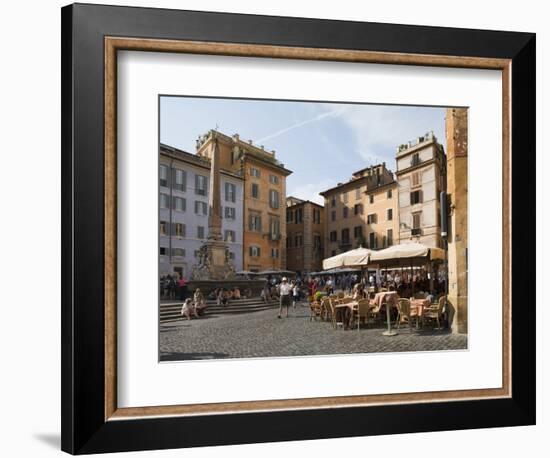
top-left (304, 267), bottom-right (446, 299)
top-left (180, 288), bottom-right (206, 320)
top-left (160, 274), bottom-right (189, 301)
top-left (211, 286), bottom-right (250, 306)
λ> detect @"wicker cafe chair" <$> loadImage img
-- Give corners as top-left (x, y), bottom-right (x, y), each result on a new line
top-left (309, 299), bottom-right (322, 321)
top-left (369, 297), bottom-right (384, 324)
top-left (329, 298), bottom-right (343, 329)
top-left (423, 295), bottom-right (446, 329)
top-left (320, 296), bottom-right (332, 321)
top-left (337, 291), bottom-right (345, 299)
top-left (354, 298), bottom-right (371, 330)
top-left (396, 298), bottom-right (412, 329)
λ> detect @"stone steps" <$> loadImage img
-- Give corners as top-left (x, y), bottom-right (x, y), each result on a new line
top-left (160, 298), bottom-right (280, 323)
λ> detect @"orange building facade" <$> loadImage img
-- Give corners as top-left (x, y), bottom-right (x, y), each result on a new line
top-left (196, 131), bottom-right (292, 272)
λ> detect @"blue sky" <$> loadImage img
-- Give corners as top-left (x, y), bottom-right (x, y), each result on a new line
top-left (160, 96), bottom-right (446, 205)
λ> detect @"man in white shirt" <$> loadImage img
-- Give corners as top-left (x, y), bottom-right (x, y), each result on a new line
top-left (278, 277), bottom-right (293, 318)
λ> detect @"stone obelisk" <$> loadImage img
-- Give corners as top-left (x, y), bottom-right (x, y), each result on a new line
top-left (191, 131), bottom-right (235, 280)
top-left (207, 134), bottom-right (223, 241)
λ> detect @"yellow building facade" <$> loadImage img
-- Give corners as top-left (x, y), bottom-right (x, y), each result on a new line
top-left (320, 164), bottom-right (399, 258)
top-left (445, 108), bottom-right (468, 334)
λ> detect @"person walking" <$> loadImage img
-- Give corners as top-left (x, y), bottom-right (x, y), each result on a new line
top-left (278, 277), bottom-right (293, 318)
top-left (292, 281), bottom-right (300, 308)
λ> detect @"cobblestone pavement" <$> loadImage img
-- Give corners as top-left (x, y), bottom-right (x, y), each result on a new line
top-left (159, 303), bottom-right (467, 361)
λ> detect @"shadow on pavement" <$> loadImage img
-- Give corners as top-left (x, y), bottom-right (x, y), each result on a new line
top-left (160, 351), bottom-right (229, 361)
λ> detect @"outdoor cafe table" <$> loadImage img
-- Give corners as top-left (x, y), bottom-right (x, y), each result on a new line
top-left (333, 301), bottom-right (358, 329)
top-left (371, 291), bottom-right (398, 336)
top-left (410, 298), bottom-right (431, 327)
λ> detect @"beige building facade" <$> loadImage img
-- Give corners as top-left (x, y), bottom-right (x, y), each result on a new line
top-left (395, 132), bottom-right (446, 249)
top-left (285, 197), bottom-right (324, 275)
top-left (196, 131), bottom-right (292, 272)
top-left (320, 164), bottom-right (399, 258)
top-left (445, 108), bottom-right (468, 334)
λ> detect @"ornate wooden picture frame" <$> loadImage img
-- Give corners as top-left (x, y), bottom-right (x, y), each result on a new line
top-left (61, 3), bottom-right (535, 454)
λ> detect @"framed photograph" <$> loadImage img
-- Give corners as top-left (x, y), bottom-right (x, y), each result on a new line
top-left (61, 3), bottom-right (536, 454)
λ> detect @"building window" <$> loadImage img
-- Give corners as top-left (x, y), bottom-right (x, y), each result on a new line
top-left (295, 208), bottom-right (303, 223)
top-left (286, 209), bottom-right (293, 223)
top-left (355, 188), bottom-right (361, 200)
top-left (341, 228), bottom-right (350, 245)
top-left (271, 248), bottom-right (279, 258)
top-left (269, 189), bottom-right (280, 209)
top-left (194, 250), bottom-right (200, 258)
top-left (269, 174), bottom-right (279, 184)
top-left (286, 237), bottom-right (292, 249)
top-left (367, 213), bottom-right (377, 224)
top-left (160, 247), bottom-right (167, 256)
top-left (225, 206), bottom-right (236, 219)
top-left (413, 212), bottom-right (421, 229)
top-left (343, 192), bottom-right (348, 203)
top-left (411, 172), bottom-right (420, 187)
top-left (160, 221), bottom-right (167, 236)
top-left (172, 248), bottom-right (185, 258)
top-left (354, 203), bottom-right (363, 215)
top-left (369, 194), bottom-right (374, 204)
top-left (197, 226), bottom-right (205, 239)
top-left (160, 193), bottom-right (170, 209)
top-left (294, 234), bottom-right (303, 247)
top-left (250, 167), bottom-right (260, 177)
top-left (387, 229), bottom-right (394, 246)
top-left (343, 207), bottom-right (349, 218)
top-left (173, 196), bottom-right (186, 212)
top-left (229, 251), bottom-right (235, 260)
top-left (369, 232), bottom-right (376, 249)
top-left (410, 190), bottom-right (422, 205)
top-left (159, 165), bottom-right (169, 187)
top-left (195, 174), bottom-right (208, 196)
top-left (354, 226), bottom-right (363, 239)
top-left (249, 246), bottom-right (261, 257)
top-left (251, 183), bottom-right (260, 199)
top-left (314, 234), bottom-right (322, 251)
top-left (387, 208), bottom-right (393, 221)
top-left (224, 230), bottom-right (235, 242)
top-left (331, 210), bottom-right (336, 222)
top-left (194, 201), bottom-right (207, 215)
top-left (387, 188), bottom-right (393, 199)
top-left (248, 212), bottom-right (262, 232)
top-left (313, 208), bottom-right (321, 224)
top-left (269, 217), bottom-right (281, 240)
top-left (174, 223), bottom-right (186, 238)
top-left (331, 250), bottom-right (336, 256)
top-left (225, 182), bottom-right (236, 202)
top-left (173, 169), bottom-right (186, 191)
top-left (411, 152), bottom-right (420, 167)
top-left (329, 231), bottom-right (337, 242)
top-left (331, 196), bottom-right (336, 207)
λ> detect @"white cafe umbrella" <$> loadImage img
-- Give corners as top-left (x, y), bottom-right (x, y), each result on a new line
top-left (322, 247), bottom-right (372, 270)
top-left (369, 242), bottom-right (444, 263)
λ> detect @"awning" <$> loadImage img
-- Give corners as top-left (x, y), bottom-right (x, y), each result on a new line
top-left (322, 247), bottom-right (372, 270)
top-left (369, 242), bottom-right (445, 264)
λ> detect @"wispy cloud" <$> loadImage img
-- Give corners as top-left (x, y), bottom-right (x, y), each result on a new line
top-left (335, 105), bottom-right (446, 166)
top-left (256, 106), bottom-right (348, 143)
